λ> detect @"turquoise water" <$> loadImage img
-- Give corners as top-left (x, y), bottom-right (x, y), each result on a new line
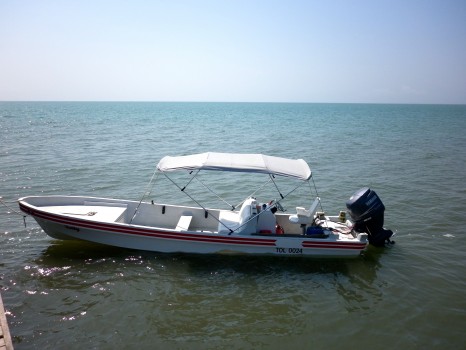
top-left (1, 102), bottom-right (465, 349)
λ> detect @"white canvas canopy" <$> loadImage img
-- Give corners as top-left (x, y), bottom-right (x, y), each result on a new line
top-left (156, 152), bottom-right (312, 181)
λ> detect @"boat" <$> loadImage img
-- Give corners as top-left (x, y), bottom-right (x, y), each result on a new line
top-left (18, 152), bottom-right (394, 257)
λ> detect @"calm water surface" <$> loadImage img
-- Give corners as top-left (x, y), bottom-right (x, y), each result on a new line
top-left (1, 102), bottom-right (465, 349)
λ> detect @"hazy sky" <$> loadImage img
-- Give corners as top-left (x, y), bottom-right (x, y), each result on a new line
top-left (1, 0), bottom-right (465, 103)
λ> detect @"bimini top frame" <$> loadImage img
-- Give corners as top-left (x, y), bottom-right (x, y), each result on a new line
top-left (132, 153), bottom-right (317, 230)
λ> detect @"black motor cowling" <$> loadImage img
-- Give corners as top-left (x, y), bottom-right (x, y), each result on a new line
top-left (346, 188), bottom-right (393, 247)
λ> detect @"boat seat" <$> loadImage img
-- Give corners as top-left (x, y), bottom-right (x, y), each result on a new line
top-left (175, 215), bottom-right (192, 231)
top-left (289, 197), bottom-right (320, 225)
top-left (218, 197), bottom-right (257, 234)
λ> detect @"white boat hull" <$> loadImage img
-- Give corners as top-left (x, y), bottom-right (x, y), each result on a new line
top-left (19, 196), bottom-right (368, 258)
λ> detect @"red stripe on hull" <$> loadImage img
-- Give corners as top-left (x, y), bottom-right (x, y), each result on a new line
top-left (302, 241), bottom-right (366, 250)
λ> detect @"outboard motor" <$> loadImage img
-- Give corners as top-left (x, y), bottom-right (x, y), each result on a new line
top-left (346, 188), bottom-right (394, 246)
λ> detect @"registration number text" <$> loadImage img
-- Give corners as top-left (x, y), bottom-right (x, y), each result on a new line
top-left (276, 248), bottom-right (302, 254)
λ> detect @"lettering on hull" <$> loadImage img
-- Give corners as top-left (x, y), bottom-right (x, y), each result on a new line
top-left (276, 248), bottom-right (303, 254)
top-left (65, 225), bottom-right (80, 232)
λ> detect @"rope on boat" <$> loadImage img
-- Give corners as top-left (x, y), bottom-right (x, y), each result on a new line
top-left (0, 196), bottom-right (28, 227)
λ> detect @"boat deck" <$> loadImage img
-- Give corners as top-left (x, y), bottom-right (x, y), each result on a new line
top-left (42, 205), bottom-right (128, 223)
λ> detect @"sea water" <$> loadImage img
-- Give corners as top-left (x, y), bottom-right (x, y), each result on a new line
top-left (1, 102), bottom-right (465, 349)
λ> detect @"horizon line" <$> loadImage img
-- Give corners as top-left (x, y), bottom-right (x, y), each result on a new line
top-left (1, 100), bottom-right (465, 106)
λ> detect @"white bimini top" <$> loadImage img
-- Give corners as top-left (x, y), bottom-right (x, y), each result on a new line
top-left (156, 152), bottom-right (312, 181)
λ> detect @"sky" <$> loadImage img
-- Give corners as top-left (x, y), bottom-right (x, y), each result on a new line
top-left (1, 0), bottom-right (465, 104)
